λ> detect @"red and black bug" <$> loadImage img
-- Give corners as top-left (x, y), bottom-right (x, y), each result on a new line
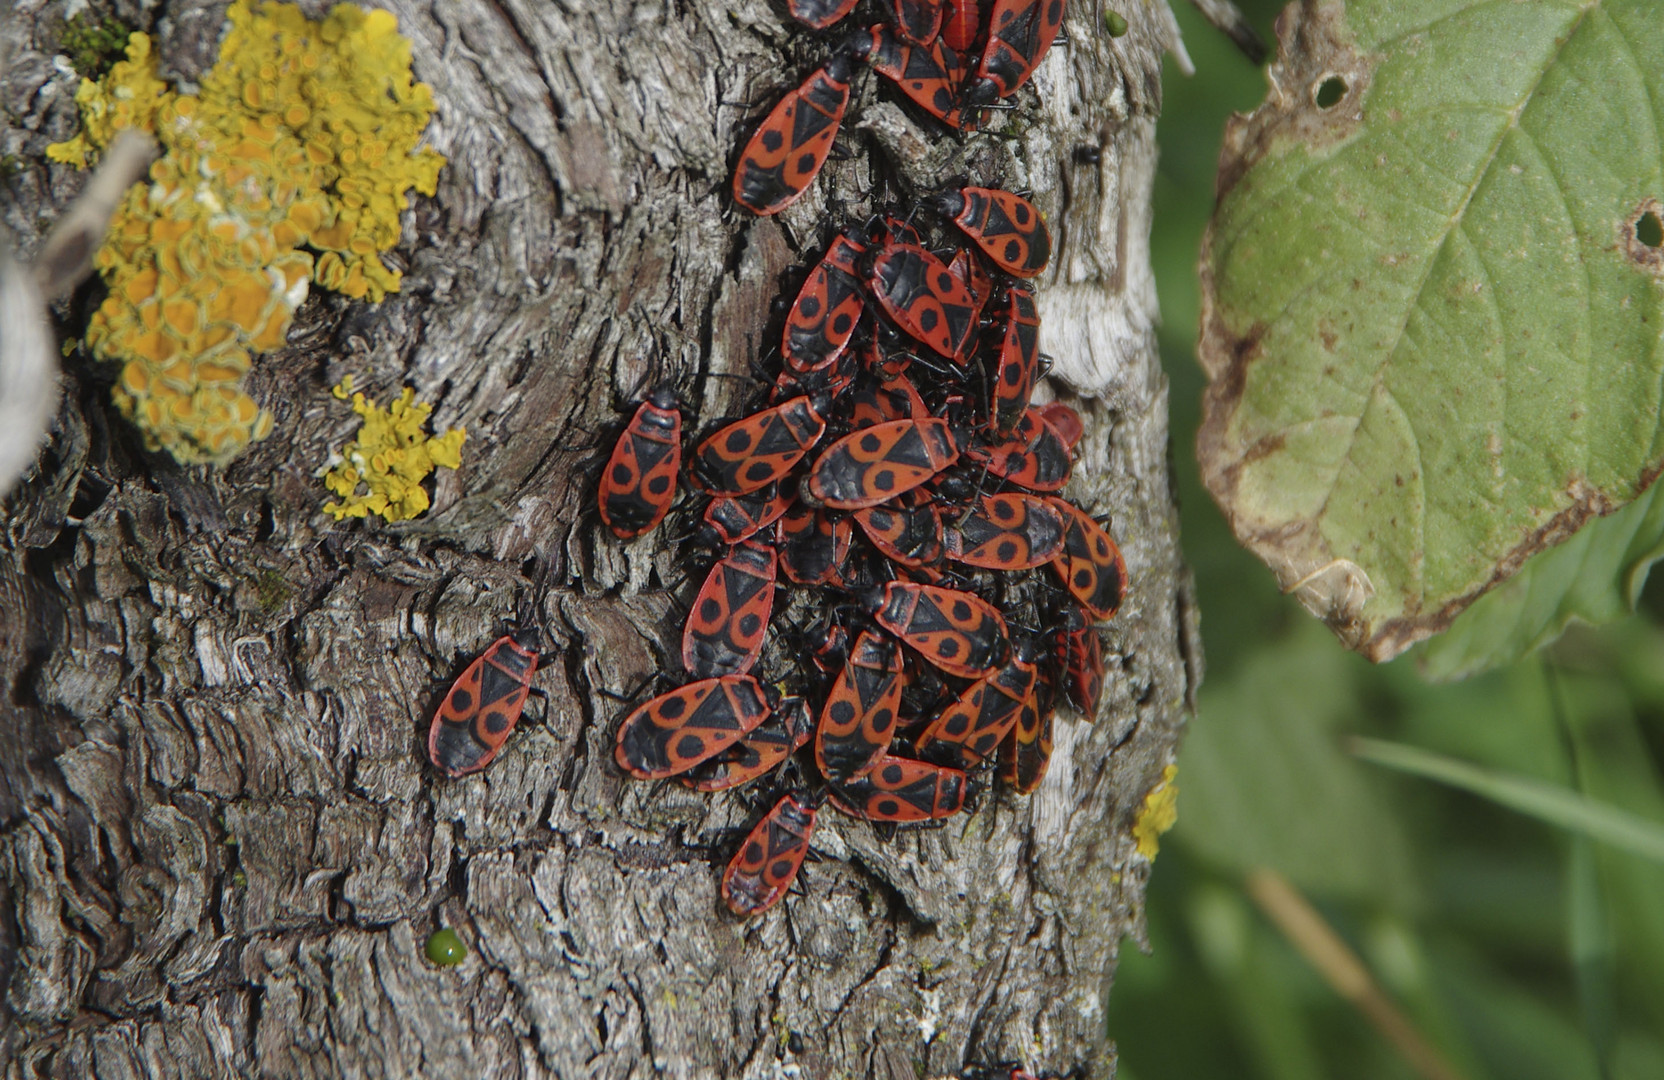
top-left (934, 187), bottom-right (1053, 278)
top-left (1058, 606), bottom-right (1104, 718)
top-left (1038, 400), bottom-right (1082, 449)
top-left (943, 492), bottom-right (1065, 570)
top-left (773, 348), bottom-right (858, 403)
top-left (428, 627), bottom-right (541, 778)
top-left (787, 0), bottom-right (859, 30)
top-left (598, 387), bottom-right (682, 539)
top-left (683, 540), bottom-right (778, 678)
top-left (1045, 498), bottom-right (1126, 620)
top-left (964, 406), bottom-right (1071, 491)
top-left (980, 286), bottom-right (1041, 434)
top-left (784, 234), bottom-right (867, 374)
top-left (892, 0), bottom-right (944, 44)
top-left (807, 417), bottom-right (963, 509)
top-left (914, 656), bottom-right (1038, 769)
top-left (777, 504), bottom-right (856, 585)
top-left (615, 675), bottom-right (773, 779)
top-left (683, 696), bottom-right (813, 792)
top-left (861, 25), bottom-right (972, 129)
top-left (692, 394), bottom-right (827, 495)
top-left (855, 502), bottom-right (944, 568)
top-left (940, 0), bottom-right (983, 51)
top-left (868, 581), bottom-right (1010, 678)
top-left (997, 694), bottom-right (1051, 793)
top-left (723, 793), bottom-right (817, 916)
top-left (867, 242), bottom-right (981, 362)
top-left (700, 481), bottom-right (795, 546)
top-left (815, 629), bottom-right (905, 783)
top-left (733, 52), bottom-right (857, 215)
top-left (847, 372), bottom-right (927, 428)
top-left (828, 755), bottom-right (967, 821)
top-left (964, 0), bottom-right (1066, 105)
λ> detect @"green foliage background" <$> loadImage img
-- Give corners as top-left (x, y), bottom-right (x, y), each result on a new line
top-left (1105, 4), bottom-right (1664, 1077)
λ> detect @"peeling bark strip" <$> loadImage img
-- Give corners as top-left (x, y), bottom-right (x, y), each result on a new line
top-left (0, 1), bottom-right (1194, 1076)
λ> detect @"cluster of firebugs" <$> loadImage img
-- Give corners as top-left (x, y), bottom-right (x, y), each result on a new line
top-left (423, 0), bottom-right (1117, 928)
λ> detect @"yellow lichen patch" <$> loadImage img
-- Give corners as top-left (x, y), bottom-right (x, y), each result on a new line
top-left (322, 378), bottom-right (465, 523)
top-left (47, 2), bottom-right (444, 465)
top-left (1132, 763), bottom-right (1180, 861)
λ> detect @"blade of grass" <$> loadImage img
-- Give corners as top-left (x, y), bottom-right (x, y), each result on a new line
top-left (1350, 737), bottom-right (1664, 865)
top-left (1567, 838), bottom-right (1616, 1080)
top-left (1245, 868), bottom-right (1466, 1080)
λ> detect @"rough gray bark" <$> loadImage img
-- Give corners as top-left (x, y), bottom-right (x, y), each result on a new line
top-left (0, 0), bottom-right (1199, 1076)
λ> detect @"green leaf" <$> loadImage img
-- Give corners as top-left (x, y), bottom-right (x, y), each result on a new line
top-left (1352, 737), bottom-right (1664, 865)
top-left (1417, 483), bottom-right (1664, 680)
top-left (1196, 0), bottom-right (1664, 662)
top-left (1176, 622), bottom-right (1417, 907)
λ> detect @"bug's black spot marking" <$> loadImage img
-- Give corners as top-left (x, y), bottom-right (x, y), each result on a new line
top-left (450, 688), bottom-right (473, 712)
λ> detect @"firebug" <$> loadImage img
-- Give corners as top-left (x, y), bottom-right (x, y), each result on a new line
top-left (723, 793), bottom-right (818, 916)
top-left (691, 395), bottom-right (827, 495)
top-left (934, 187), bottom-right (1053, 278)
top-left (964, 0), bottom-right (1066, 105)
top-left (867, 242), bottom-right (981, 362)
top-left (827, 755), bottom-right (967, 821)
top-left (683, 540), bottom-right (778, 678)
top-left (867, 581), bottom-right (1010, 678)
top-left (980, 287), bottom-right (1041, 435)
top-left (806, 417), bottom-right (963, 509)
top-left (815, 630), bottom-right (906, 783)
top-left (733, 53), bottom-right (857, 215)
top-left (615, 675), bottom-right (774, 779)
top-left (784, 234), bottom-right (867, 374)
top-left (598, 387), bottom-right (682, 539)
top-left (942, 492), bottom-right (1065, 570)
top-left (914, 656), bottom-right (1038, 769)
top-left (1045, 498), bottom-right (1126, 620)
top-left (428, 627), bottom-right (541, 778)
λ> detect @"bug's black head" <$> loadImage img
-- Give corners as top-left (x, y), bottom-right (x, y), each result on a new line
top-left (646, 383), bottom-right (681, 411)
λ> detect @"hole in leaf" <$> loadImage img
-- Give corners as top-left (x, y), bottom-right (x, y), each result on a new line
top-left (1314, 76), bottom-right (1347, 109)
top-left (1637, 210), bottom-right (1663, 249)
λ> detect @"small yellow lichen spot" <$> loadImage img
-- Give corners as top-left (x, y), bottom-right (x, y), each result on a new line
top-left (1132, 764), bottom-right (1180, 861)
top-left (46, 1), bottom-right (445, 466)
top-left (322, 382), bottom-right (465, 523)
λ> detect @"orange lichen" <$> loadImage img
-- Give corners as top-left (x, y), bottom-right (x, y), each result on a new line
top-left (47, 2), bottom-right (444, 465)
top-left (322, 377), bottom-right (465, 522)
top-left (1132, 763), bottom-right (1180, 860)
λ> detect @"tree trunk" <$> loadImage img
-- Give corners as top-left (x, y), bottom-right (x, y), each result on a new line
top-left (0, 0), bottom-right (1198, 1075)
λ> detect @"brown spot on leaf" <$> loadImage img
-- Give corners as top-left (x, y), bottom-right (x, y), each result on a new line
top-left (1211, 0), bottom-right (1375, 201)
